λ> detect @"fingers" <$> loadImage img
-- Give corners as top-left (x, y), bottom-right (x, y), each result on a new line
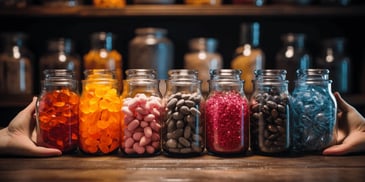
top-left (334, 92), bottom-right (353, 112)
top-left (26, 147), bottom-right (62, 157)
top-left (322, 143), bottom-right (352, 155)
top-left (323, 132), bottom-right (365, 156)
top-left (23, 96), bottom-right (37, 114)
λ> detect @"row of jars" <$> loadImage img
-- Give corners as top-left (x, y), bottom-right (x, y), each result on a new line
top-left (35, 68), bottom-right (337, 157)
top-left (0, 0), bottom-right (352, 8)
top-left (0, 28), bottom-right (353, 99)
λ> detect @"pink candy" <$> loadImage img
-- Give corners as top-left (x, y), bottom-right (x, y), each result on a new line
top-left (121, 94), bottom-right (162, 155)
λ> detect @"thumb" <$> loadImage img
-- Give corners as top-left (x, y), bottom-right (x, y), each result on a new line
top-left (15, 146), bottom-right (62, 157)
top-left (334, 92), bottom-right (353, 112)
top-left (322, 143), bottom-right (353, 156)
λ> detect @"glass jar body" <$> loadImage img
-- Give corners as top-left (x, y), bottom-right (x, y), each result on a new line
top-left (291, 69), bottom-right (337, 153)
top-left (184, 0), bottom-right (222, 5)
top-left (0, 32), bottom-right (33, 96)
top-left (84, 32), bottom-right (123, 92)
top-left (79, 69), bottom-right (121, 155)
top-left (205, 69), bottom-right (249, 156)
top-left (128, 27), bottom-right (174, 80)
top-left (161, 69), bottom-right (205, 157)
top-left (36, 69), bottom-right (79, 153)
top-left (120, 69), bottom-right (163, 157)
top-left (250, 69), bottom-right (291, 155)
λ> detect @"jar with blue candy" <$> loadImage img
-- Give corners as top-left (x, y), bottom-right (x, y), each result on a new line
top-left (250, 69), bottom-right (290, 155)
top-left (291, 69), bottom-right (337, 153)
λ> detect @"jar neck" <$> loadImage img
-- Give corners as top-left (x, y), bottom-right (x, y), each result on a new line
top-left (47, 38), bottom-right (74, 54)
top-left (42, 69), bottom-right (77, 91)
top-left (189, 38), bottom-right (218, 53)
top-left (209, 69), bottom-right (242, 80)
top-left (296, 69), bottom-right (330, 81)
top-left (91, 32), bottom-right (115, 51)
top-left (254, 81), bottom-right (289, 94)
top-left (127, 79), bottom-right (160, 97)
top-left (281, 33), bottom-right (306, 50)
top-left (135, 27), bottom-right (167, 39)
top-left (239, 22), bottom-right (260, 48)
top-left (83, 69), bottom-right (116, 80)
top-left (125, 69), bottom-right (157, 80)
top-left (208, 80), bottom-right (244, 94)
top-left (254, 69), bottom-right (287, 81)
top-left (168, 69), bottom-right (199, 81)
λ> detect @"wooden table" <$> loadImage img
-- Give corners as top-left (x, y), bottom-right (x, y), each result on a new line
top-left (1, 153), bottom-right (365, 182)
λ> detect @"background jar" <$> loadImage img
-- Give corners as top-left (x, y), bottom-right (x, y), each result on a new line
top-left (231, 22), bottom-right (265, 98)
top-left (78, 69), bottom-right (121, 155)
top-left (128, 27), bottom-right (174, 80)
top-left (36, 69), bottom-right (79, 153)
top-left (315, 37), bottom-right (351, 94)
top-left (250, 69), bottom-right (290, 155)
top-left (275, 33), bottom-right (311, 92)
top-left (0, 32), bottom-right (33, 97)
top-left (162, 69), bottom-right (205, 157)
top-left (291, 69), bottom-right (337, 153)
top-left (120, 69), bottom-right (163, 157)
top-left (83, 32), bottom-right (123, 93)
top-left (205, 69), bottom-right (249, 156)
top-left (39, 37), bottom-right (81, 90)
top-left (184, 37), bottom-right (223, 96)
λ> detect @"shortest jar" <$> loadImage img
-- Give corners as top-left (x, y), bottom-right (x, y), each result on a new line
top-left (36, 69), bottom-right (80, 153)
top-left (162, 69), bottom-right (205, 157)
top-left (250, 69), bottom-right (290, 155)
top-left (205, 69), bottom-right (249, 156)
top-left (120, 69), bottom-right (163, 157)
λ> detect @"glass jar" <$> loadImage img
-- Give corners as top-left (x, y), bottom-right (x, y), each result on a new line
top-left (79, 69), bottom-right (121, 155)
top-left (315, 37), bottom-right (351, 94)
top-left (205, 69), bottom-right (249, 156)
top-left (93, 0), bottom-right (126, 7)
top-left (133, 0), bottom-right (175, 4)
top-left (275, 33), bottom-right (311, 92)
top-left (84, 32), bottom-right (123, 93)
top-left (162, 69), bottom-right (205, 157)
top-left (0, 32), bottom-right (33, 97)
top-left (120, 69), bottom-right (163, 157)
top-left (184, 0), bottom-right (222, 5)
top-left (36, 69), bottom-right (79, 153)
top-left (250, 69), bottom-right (290, 155)
top-left (184, 37), bottom-right (223, 96)
top-left (291, 69), bottom-right (337, 154)
top-left (39, 37), bottom-right (81, 89)
top-left (128, 27), bottom-right (174, 80)
top-left (231, 22), bottom-right (265, 98)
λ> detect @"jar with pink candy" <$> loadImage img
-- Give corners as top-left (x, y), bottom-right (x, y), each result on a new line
top-left (205, 69), bottom-right (249, 156)
top-left (120, 69), bottom-right (163, 157)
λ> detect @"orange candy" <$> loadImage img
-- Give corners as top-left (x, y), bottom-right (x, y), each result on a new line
top-left (79, 77), bottom-right (121, 155)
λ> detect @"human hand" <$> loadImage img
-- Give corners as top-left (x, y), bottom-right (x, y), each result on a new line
top-left (0, 97), bottom-right (62, 157)
top-left (322, 92), bottom-right (365, 155)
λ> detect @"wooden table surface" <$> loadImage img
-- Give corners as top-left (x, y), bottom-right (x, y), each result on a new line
top-left (1, 153), bottom-right (365, 182)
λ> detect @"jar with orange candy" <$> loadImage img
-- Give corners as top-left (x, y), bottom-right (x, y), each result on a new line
top-left (79, 69), bottom-right (121, 155)
top-left (120, 69), bottom-right (163, 157)
top-left (36, 69), bottom-right (80, 153)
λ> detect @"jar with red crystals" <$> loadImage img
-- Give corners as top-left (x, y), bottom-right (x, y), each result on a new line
top-left (250, 69), bottom-right (290, 155)
top-left (36, 69), bottom-right (79, 153)
top-left (120, 69), bottom-right (163, 157)
top-left (205, 69), bottom-right (249, 156)
top-left (79, 69), bottom-right (121, 155)
top-left (162, 69), bottom-right (205, 157)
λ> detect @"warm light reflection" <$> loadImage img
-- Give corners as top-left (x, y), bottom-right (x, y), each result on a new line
top-left (285, 46), bottom-right (294, 58)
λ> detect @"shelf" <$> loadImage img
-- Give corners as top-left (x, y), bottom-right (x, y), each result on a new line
top-left (0, 4), bottom-right (365, 17)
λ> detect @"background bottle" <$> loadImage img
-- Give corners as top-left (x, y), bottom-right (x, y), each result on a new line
top-left (275, 33), bottom-right (311, 92)
top-left (0, 32), bottom-right (33, 97)
top-left (84, 32), bottom-right (123, 93)
top-left (231, 22), bottom-right (265, 98)
top-left (184, 37), bottom-right (223, 96)
top-left (315, 37), bottom-right (351, 94)
top-left (128, 27), bottom-right (174, 80)
top-left (39, 37), bottom-right (81, 90)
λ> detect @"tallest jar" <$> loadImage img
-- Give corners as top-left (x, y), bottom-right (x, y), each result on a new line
top-left (84, 32), bottom-right (123, 92)
top-left (128, 27), bottom-right (174, 80)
